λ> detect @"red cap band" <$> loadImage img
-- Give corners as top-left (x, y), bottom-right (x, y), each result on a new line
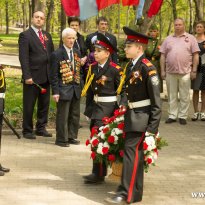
top-left (127, 35), bottom-right (148, 44)
top-left (96, 40), bottom-right (114, 53)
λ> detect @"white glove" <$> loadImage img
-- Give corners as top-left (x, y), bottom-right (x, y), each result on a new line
top-left (85, 116), bottom-right (90, 121)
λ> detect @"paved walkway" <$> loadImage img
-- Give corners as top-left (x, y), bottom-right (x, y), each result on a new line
top-left (0, 101), bottom-right (205, 205)
top-left (0, 54), bottom-right (20, 68)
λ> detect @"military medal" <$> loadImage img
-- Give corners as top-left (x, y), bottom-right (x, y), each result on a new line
top-left (130, 71), bottom-right (142, 84)
top-left (96, 75), bottom-right (108, 85)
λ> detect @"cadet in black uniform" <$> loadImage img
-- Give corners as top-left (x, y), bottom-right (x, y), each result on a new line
top-left (0, 65), bottom-right (10, 176)
top-left (82, 33), bottom-right (126, 184)
top-left (106, 27), bottom-right (161, 204)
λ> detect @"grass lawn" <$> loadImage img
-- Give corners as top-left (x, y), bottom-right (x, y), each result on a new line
top-left (4, 67), bottom-right (56, 128)
top-left (0, 33), bottom-right (60, 55)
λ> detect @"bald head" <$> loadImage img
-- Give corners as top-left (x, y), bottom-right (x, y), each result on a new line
top-left (174, 18), bottom-right (185, 35)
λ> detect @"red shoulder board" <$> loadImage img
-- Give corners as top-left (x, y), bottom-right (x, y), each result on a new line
top-left (142, 58), bottom-right (153, 67)
top-left (110, 62), bottom-right (121, 70)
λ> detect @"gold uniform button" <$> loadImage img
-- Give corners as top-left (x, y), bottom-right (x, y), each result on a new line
top-left (126, 93), bottom-right (128, 95)
top-left (95, 87), bottom-right (97, 90)
top-left (126, 85), bottom-right (128, 88)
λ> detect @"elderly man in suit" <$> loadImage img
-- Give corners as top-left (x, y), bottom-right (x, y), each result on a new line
top-left (50, 28), bottom-right (83, 147)
top-left (18, 11), bottom-right (54, 139)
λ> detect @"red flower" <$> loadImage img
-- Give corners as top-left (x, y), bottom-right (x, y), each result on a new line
top-left (147, 158), bottom-right (152, 164)
top-left (92, 138), bottom-right (99, 147)
top-left (119, 107), bottom-right (126, 115)
top-left (143, 142), bottom-right (148, 150)
top-left (102, 117), bottom-right (110, 125)
top-left (108, 154), bottom-right (116, 161)
top-left (153, 148), bottom-right (158, 155)
top-left (103, 127), bottom-right (109, 134)
top-left (102, 147), bottom-right (109, 155)
top-left (85, 139), bottom-right (90, 146)
top-left (33, 82), bottom-right (47, 94)
top-left (41, 88), bottom-right (47, 94)
top-left (109, 116), bottom-right (116, 123)
top-left (122, 132), bottom-right (126, 138)
top-left (90, 126), bottom-right (98, 137)
top-left (114, 109), bottom-right (120, 117)
top-left (91, 152), bottom-right (96, 160)
top-left (117, 122), bottom-right (124, 130)
top-left (108, 135), bottom-right (115, 143)
top-left (119, 150), bottom-right (124, 157)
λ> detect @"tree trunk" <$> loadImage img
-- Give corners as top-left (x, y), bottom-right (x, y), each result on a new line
top-left (59, 4), bottom-right (66, 47)
top-left (81, 20), bottom-right (87, 33)
top-left (139, 0), bottom-right (154, 34)
top-left (22, 1), bottom-right (27, 31)
top-left (193, 0), bottom-right (204, 21)
top-left (171, 0), bottom-right (177, 20)
top-left (5, 1), bottom-right (9, 34)
top-left (166, 17), bottom-right (172, 37)
top-left (117, 3), bottom-right (120, 39)
top-left (159, 8), bottom-right (162, 41)
top-left (189, 0), bottom-right (193, 34)
top-left (126, 6), bottom-right (130, 27)
top-left (46, 0), bottom-right (54, 33)
top-left (29, 0), bottom-right (32, 26)
top-left (33, 0), bottom-right (46, 13)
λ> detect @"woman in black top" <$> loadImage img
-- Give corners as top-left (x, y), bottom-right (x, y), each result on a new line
top-left (191, 21), bottom-right (205, 121)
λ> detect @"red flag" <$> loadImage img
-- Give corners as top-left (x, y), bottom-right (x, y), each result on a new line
top-left (61, 0), bottom-right (80, 16)
top-left (147, 0), bottom-right (163, 17)
top-left (122, 0), bottom-right (139, 6)
top-left (96, 0), bottom-right (120, 10)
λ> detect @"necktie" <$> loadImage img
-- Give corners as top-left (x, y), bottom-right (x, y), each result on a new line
top-left (98, 65), bottom-right (102, 73)
top-left (129, 62), bottom-right (134, 71)
top-left (38, 30), bottom-right (46, 49)
top-left (70, 50), bottom-right (75, 71)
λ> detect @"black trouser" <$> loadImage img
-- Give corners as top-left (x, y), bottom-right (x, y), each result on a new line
top-left (90, 119), bottom-right (107, 177)
top-left (22, 82), bottom-right (50, 134)
top-left (117, 131), bottom-right (144, 203)
top-left (55, 95), bottom-right (80, 143)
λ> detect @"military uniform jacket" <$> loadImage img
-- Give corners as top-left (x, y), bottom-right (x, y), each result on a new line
top-left (145, 38), bottom-right (161, 71)
top-left (50, 46), bottom-right (84, 101)
top-left (124, 55), bottom-right (161, 134)
top-left (84, 59), bottom-right (126, 119)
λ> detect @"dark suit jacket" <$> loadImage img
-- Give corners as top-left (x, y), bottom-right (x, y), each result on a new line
top-left (74, 32), bottom-right (87, 58)
top-left (124, 55), bottom-right (161, 134)
top-left (84, 59), bottom-right (126, 119)
top-left (85, 31), bottom-right (118, 63)
top-left (50, 46), bottom-right (83, 101)
top-left (18, 27), bottom-right (54, 84)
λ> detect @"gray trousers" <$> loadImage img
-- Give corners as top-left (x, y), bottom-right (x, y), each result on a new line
top-left (55, 96), bottom-right (80, 143)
